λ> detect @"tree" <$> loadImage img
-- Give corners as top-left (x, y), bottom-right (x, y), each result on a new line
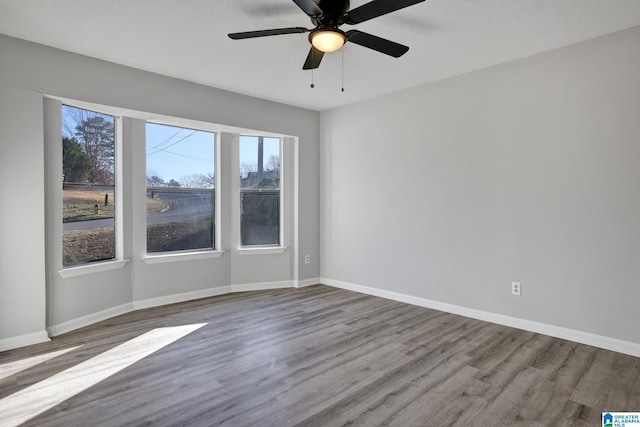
top-left (147, 175), bottom-right (166, 186)
top-left (179, 173), bottom-right (215, 188)
top-left (64, 107), bottom-right (115, 185)
top-left (167, 179), bottom-right (181, 187)
top-left (200, 173), bottom-right (215, 188)
top-left (62, 137), bottom-right (92, 183)
top-left (179, 174), bottom-right (204, 188)
top-left (75, 116), bottom-right (114, 184)
top-left (265, 154), bottom-right (280, 173)
top-left (240, 162), bottom-right (256, 179)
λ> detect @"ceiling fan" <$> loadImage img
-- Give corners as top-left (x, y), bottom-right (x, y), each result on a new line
top-left (228, 0), bottom-right (425, 70)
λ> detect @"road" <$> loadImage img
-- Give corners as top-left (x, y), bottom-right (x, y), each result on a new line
top-left (63, 191), bottom-right (214, 231)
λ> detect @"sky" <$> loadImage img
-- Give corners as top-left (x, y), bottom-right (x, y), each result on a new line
top-left (146, 123), bottom-right (280, 183)
top-left (146, 122), bottom-right (214, 182)
top-left (61, 104), bottom-right (279, 185)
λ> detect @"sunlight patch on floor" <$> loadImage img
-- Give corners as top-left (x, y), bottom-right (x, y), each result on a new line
top-left (0, 346), bottom-right (81, 382)
top-left (0, 323), bottom-right (207, 427)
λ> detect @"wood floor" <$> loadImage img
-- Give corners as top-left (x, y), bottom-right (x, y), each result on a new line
top-left (1, 285), bottom-right (638, 426)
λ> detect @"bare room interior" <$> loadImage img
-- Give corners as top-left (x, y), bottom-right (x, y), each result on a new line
top-left (1, 1), bottom-right (639, 425)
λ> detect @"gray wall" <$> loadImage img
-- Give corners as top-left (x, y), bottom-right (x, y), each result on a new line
top-left (0, 34), bottom-right (320, 348)
top-left (2, 25), bottom-right (639, 351)
top-left (320, 26), bottom-right (640, 344)
top-left (0, 86), bottom-right (47, 348)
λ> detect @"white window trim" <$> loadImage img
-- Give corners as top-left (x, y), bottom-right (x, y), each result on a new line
top-left (214, 131), bottom-right (222, 252)
top-left (237, 135), bottom-right (286, 250)
top-left (278, 137), bottom-right (285, 247)
top-left (48, 97), bottom-right (297, 275)
top-left (144, 122), bottom-right (219, 257)
top-left (143, 250), bottom-right (225, 264)
top-left (237, 247), bottom-right (287, 255)
top-left (58, 259), bottom-right (129, 278)
top-left (114, 116), bottom-right (124, 260)
top-left (59, 104), bottom-right (124, 272)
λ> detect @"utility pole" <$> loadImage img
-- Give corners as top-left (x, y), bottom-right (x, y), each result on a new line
top-left (257, 136), bottom-right (264, 184)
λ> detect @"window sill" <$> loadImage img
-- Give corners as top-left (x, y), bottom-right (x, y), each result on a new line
top-left (237, 246), bottom-right (288, 255)
top-left (59, 259), bottom-right (130, 278)
top-left (144, 250), bottom-right (225, 264)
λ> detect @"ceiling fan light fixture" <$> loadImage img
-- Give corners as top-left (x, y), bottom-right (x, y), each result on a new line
top-left (310, 28), bottom-right (346, 53)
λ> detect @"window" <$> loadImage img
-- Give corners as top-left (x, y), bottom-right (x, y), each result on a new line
top-left (146, 123), bottom-right (215, 253)
top-left (239, 136), bottom-right (281, 246)
top-left (62, 105), bottom-right (116, 267)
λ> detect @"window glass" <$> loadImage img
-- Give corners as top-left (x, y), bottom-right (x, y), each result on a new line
top-left (146, 123), bottom-right (215, 253)
top-left (62, 105), bottom-right (116, 267)
top-left (240, 136), bottom-right (280, 246)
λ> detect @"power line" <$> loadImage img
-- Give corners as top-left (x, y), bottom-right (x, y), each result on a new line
top-left (147, 130), bottom-right (198, 156)
top-left (150, 148), bottom-right (213, 163)
top-left (149, 127), bottom-right (184, 150)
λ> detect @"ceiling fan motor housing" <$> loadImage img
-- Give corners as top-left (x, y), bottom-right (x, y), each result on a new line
top-left (310, 0), bottom-right (351, 26)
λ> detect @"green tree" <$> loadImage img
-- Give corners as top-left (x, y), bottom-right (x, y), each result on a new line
top-left (62, 137), bottom-right (92, 182)
top-left (167, 179), bottom-right (181, 187)
top-left (147, 175), bottom-right (166, 186)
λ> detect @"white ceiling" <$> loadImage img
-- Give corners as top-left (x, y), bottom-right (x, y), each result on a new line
top-left (1, 0), bottom-right (640, 111)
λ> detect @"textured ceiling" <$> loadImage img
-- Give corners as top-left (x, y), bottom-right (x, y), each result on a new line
top-left (1, 0), bottom-right (640, 111)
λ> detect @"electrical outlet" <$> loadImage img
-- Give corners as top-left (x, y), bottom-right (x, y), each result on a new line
top-left (304, 255), bottom-right (310, 264)
top-left (512, 282), bottom-right (521, 296)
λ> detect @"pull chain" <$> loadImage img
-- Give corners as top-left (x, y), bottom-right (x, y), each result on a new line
top-left (307, 48), bottom-right (346, 91)
top-left (341, 47), bottom-right (345, 92)
top-left (310, 48), bottom-right (315, 88)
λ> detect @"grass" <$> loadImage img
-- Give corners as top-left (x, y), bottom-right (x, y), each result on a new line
top-left (63, 227), bottom-right (115, 267)
top-left (63, 221), bottom-right (213, 266)
top-left (146, 197), bottom-right (167, 214)
top-left (147, 220), bottom-right (213, 253)
top-left (63, 190), bottom-right (114, 222)
top-left (63, 189), bottom-right (168, 222)
top-left (62, 189), bottom-right (208, 265)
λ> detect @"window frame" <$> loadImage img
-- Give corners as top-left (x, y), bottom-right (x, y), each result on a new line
top-left (231, 132), bottom-right (297, 255)
top-left (143, 121), bottom-right (221, 258)
top-left (59, 103), bottom-right (123, 271)
top-left (238, 136), bottom-right (284, 250)
top-left (46, 97), bottom-right (294, 279)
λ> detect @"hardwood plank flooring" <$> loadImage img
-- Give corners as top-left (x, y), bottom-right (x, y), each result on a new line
top-left (0, 285), bottom-right (638, 426)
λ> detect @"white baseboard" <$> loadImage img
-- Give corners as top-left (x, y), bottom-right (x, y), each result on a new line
top-left (295, 277), bottom-right (321, 288)
top-left (133, 286), bottom-right (233, 310)
top-left (0, 330), bottom-right (50, 352)
top-left (47, 303), bottom-right (133, 337)
top-left (45, 281), bottom-right (296, 340)
top-left (321, 277), bottom-right (640, 358)
top-left (231, 280), bottom-right (293, 293)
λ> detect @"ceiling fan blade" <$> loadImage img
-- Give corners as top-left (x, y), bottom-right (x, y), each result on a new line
top-left (345, 0), bottom-right (425, 24)
top-left (292, 0), bottom-right (324, 16)
top-left (303, 46), bottom-right (324, 69)
top-left (346, 30), bottom-right (409, 57)
top-left (228, 27), bottom-right (309, 40)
